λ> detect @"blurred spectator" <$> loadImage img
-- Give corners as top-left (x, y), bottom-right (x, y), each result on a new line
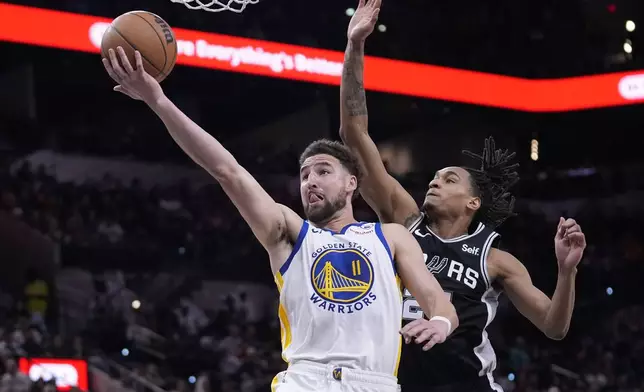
top-left (0, 358), bottom-right (30, 392)
top-left (23, 272), bottom-right (48, 333)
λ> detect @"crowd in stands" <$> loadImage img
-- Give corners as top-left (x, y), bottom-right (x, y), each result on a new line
top-left (87, 287), bottom-right (285, 392)
top-left (0, 292), bottom-right (85, 392)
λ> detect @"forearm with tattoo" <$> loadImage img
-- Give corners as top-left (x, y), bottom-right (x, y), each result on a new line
top-left (341, 40), bottom-right (368, 117)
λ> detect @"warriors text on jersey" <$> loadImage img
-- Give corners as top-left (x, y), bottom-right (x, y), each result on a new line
top-left (399, 213), bottom-right (504, 391)
top-left (273, 221), bottom-right (403, 376)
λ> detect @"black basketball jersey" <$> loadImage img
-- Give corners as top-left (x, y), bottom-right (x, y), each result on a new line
top-left (398, 213), bottom-right (504, 391)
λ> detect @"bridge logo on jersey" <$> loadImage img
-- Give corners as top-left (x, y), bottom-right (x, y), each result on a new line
top-left (309, 248), bottom-right (377, 314)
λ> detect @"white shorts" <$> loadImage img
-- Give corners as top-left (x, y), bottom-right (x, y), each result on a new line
top-left (271, 361), bottom-right (400, 392)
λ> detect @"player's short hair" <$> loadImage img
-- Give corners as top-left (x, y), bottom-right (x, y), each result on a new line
top-left (462, 137), bottom-right (520, 229)
top-left (299, 139), bottom-right (362, 198)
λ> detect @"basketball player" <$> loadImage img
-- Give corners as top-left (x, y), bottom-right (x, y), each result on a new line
top-left (102, 48), bottom-right (458, 392)
top-left (339, 1), bottom-right (587, 391)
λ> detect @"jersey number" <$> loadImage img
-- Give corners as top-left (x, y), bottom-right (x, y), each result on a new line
top-left (402, 253), bottom-right (452, 321)
top-left (402, 289), bottom-right (452, 320)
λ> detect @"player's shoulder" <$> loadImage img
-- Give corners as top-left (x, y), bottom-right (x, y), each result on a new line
top-left (487, 247), bottom-right (525, 281)
top-left (381, 222), bottom-right (411, 235)
top-left (488, 247), bottom-right (512, 262)
top-left (380, 222), bottom-right (416, 250)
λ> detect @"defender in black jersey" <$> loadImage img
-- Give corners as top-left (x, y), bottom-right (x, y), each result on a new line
top-left (339, 3), bottom-right (587, 390)
top-left (399, 216), bottom-right (504, 391)
top-left (400, 218), bottom-right (502, 389)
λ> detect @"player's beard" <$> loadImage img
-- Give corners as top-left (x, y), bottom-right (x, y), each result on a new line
top-left (305, 191), bottom-right (348, 224)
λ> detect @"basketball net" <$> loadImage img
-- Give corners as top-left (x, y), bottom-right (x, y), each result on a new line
top-left (170, 0), bottom-right (258, 13)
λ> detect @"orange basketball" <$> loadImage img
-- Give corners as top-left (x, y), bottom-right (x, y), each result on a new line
top-left (101, 11), bottom-right (178, 82)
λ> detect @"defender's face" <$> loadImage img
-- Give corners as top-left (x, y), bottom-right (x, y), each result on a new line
top-left (300, 154), bottom-right (352, 223)
top-left (422, 166), bottom-right (477, 214)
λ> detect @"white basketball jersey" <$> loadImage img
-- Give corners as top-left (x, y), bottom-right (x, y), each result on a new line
top-left (274, 221), bottom-right (403, 376)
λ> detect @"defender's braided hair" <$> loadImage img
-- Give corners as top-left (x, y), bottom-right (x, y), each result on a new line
top-left (462, 137), bottom-right (520, 229)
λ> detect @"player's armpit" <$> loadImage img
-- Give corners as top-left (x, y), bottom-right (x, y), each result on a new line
top-left (490, 248), bottom-right (559, 338)
top-left (384, 224), bottom-right (459, 330)
top-left (339, 128), bottom-right (420, 225)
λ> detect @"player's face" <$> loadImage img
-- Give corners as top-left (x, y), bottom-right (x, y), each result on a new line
top-left (299, 154), bottom-right (356, 224)
top-left (422, 166), bottom-right (480, 216)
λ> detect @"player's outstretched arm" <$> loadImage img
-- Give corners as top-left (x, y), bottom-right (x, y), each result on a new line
top-left (102, 48), bottom-right (302, 273)
top-left (338, 0), bottom-right (419, 227)
top-left (383, 224), bottom-right (459, 350)
top-left (491, 218), bottom-right (586, 340)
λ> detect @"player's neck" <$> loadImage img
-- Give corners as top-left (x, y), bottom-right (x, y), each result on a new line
top-left (317, 209), bottom-right (358, 233)
top-left (428, 216), bottom-right (471, 240)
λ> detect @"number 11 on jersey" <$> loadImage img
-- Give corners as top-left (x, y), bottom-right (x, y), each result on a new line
top-left (402, 254), bottom-right (452, 321)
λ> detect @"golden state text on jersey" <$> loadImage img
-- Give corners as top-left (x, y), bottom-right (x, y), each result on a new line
top-left (274, 221), bottom-right (404, 375)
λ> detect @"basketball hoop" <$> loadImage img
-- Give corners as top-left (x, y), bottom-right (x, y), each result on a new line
top-left (170, 0), bottom-right (258, 13)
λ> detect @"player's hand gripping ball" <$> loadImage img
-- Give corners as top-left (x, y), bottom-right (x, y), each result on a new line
top-left (102, 48), bottom-right (164, 105)
top-left (400, 319), bottom-right (450, 351)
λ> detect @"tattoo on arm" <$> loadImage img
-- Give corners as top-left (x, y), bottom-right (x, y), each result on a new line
top-left (342, 41), bottom-right (368, 117)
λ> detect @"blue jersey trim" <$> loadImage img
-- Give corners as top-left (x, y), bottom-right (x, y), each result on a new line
top-left (375, 223), bottom-right (395, 273)
top-left (279, 220), bottom-right (309, 276)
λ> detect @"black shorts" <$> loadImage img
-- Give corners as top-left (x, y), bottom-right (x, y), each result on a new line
top-left (401, 378), bottom-right (499, 392)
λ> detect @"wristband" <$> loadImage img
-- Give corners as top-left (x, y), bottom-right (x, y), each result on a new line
top-left (429, 316), bottom-right (452, 336)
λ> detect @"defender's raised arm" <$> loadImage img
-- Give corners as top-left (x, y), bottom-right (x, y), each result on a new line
top-left (339, 0), bottom-right (419, 227)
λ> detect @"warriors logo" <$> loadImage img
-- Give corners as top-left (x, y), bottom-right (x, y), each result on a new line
top-left (309, 249), bottom-right (377, 313)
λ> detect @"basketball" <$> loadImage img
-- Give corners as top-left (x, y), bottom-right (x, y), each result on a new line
top-left (101, 11), bottom-right (178, 82)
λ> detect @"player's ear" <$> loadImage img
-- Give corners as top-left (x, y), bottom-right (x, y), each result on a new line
top-left (467, 196), bottom-right (481, 212)
top-left (347, 174), bottom-right (358, 194)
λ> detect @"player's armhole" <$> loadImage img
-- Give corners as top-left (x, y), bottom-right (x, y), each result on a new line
top-left (480, 232), bottom-right (501, 289)
top-left (405, 212), bottom-right (424, 232)
top-left (375, 223), bottom-right (396, 274)
top-left (275, 220), bottom-right (309, 282)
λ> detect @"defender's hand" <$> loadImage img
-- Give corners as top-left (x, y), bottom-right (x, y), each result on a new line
top-left (554, 217), bottom-right (586, 273)
top-left (102, 47), bottom-right (163, 105)
top-left (347, 0), bottom-right (381, 43)
top-left (400, 319), bottom-right (449, 351)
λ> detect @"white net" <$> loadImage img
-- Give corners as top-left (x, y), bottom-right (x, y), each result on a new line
top-left (170, 0), bottom-right (259, 13)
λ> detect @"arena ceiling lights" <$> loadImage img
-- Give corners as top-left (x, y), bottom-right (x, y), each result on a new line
top-left (1, 2), bottom-right (643, 112)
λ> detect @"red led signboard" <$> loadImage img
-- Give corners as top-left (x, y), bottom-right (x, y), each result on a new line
top-left (0, 2), bottom-right (643, 112)
top-left (18, 357), bottom-right (89, 391)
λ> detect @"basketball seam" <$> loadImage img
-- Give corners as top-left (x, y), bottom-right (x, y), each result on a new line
top-left (131, 13), bottom-right (169, 73)
top-left (110, 26), bottom-right (166, 77)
